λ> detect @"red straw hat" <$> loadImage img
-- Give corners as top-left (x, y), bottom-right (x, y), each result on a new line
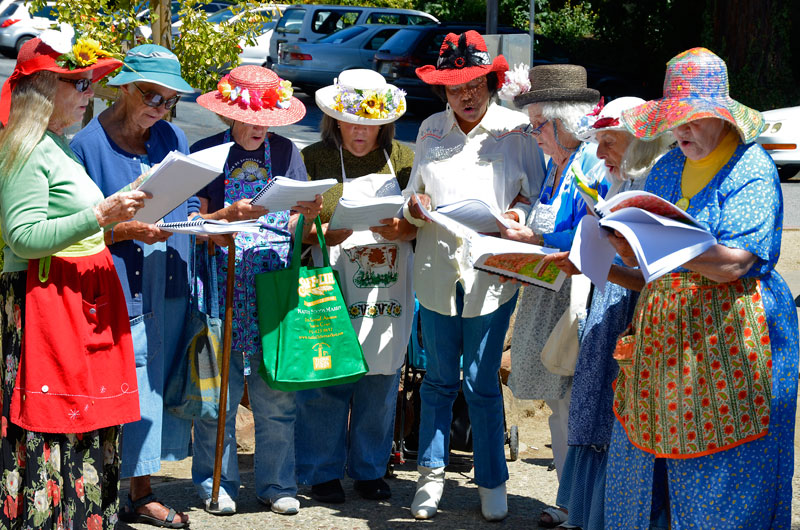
top-left (415, 30), bottom-right (508, 86)
top-left (0, 32), bottom-right (122, 125)
top-left (197, 65), bottom-right (306, 127)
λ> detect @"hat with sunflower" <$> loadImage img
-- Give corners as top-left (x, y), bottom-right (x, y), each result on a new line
top-left (197, 65), bottom-right (305, 127)
top-left (0, 28), bottom-right (122, 125)
top-left (316, 69), bottom-right (406, 126)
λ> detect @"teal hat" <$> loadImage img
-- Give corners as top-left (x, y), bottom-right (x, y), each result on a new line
top-left (108, 44), bottom-right (194, 94)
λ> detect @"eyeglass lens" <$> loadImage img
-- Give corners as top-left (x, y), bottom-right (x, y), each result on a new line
top-left (59, 77), bottom-right (92, 93)
top-left (135, 84), bottom-right (180, 110)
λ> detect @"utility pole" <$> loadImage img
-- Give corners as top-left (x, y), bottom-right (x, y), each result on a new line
top-left (486, 0), bottom-right (498, 34)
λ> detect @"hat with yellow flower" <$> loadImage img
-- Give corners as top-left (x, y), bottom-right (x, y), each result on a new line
top-left (197, 65), bottom-right (305, 127)
top-left (315, 69), bottom-right (406, 126)
top-left (0, 28), bottom-right (122, 125)
top-left (620, 47), bottom-right (765, 143)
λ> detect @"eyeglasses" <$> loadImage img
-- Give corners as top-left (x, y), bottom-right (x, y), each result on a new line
top-left (134, 83), bottom-right (180, 110)
top-left (59, 77), bottom-right (92, 93)
top-left (529, 119), bottom-right (550, 137)
top-left (445, 77), bottom-right (487, 96)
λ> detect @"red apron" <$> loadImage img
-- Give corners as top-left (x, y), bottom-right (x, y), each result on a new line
top-left (10, 248), bottom-right (140, 433)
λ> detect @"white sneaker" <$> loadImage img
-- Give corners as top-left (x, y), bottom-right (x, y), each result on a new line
top-left (411, 465), bottom-right (445, 519)
top-left (270, 496), bottom-right (300, 515)
top-left (204, 494), bottom-right (236, 515)
top-left (478, 482), bottom-right (508, 521)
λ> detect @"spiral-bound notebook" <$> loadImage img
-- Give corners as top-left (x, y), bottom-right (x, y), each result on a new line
top-left (156, 219), bottom-right (262, 235)
top-left (250, 176), bottom-right (337, 212)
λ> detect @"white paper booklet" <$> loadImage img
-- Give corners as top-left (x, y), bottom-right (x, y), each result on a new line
top-left (328, 196), bottom-right (405, 231)
top-left (250, 177), bottom-right (337, 212)
top-left (131, 142), bottom-right (233, 224)
top-left (569, 191), bottom-right (716, 290)
top-left (433, 198), bottom-right (512, 233)
top-left (156, 219), bottom-right (262, 235)
top-left (470, 234), bottom-right (566, 291)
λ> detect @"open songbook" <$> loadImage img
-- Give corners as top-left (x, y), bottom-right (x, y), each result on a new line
top-left (130, 143), bottom-right (233, 224)
top-left (328, 196), bottom-right (405, 230)
top-left (470, 235), bottom-right (566, 291)
top-left (156, 219), bottom-right (262, 235)
top-left (569, 190), bottom-right (716, 291)
top-left (417, 196), bottom-right (512, 233)
top-left (250, 177), bottom-right (337, 212)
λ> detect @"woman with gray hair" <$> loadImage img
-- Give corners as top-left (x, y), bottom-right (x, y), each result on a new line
top-left (497, 64), bottom-right (607, 528)
top-left (539, 97), bottom-right (673, 529)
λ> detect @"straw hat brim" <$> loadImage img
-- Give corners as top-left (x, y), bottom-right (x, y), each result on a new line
top-left (620, 97), bottom-right (765, 144)
top-left (514, 87), bottom-right (600, 108)
top-left (415, 55), bottom-right (508, 86)
top-left (315, 84), bottom-right (405, 126)
top-left (196, 91), bottom-right (306, 127)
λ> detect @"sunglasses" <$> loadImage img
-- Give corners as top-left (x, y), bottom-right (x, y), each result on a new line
top-left (134, 83), bottom-right (180, 110)
top-left (59, 77), bottom-right (92, 93)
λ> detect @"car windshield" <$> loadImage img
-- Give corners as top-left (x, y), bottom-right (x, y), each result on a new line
top-left (31, 4), bottom-right (56, 19)
top-left (207, 7), bottom-right (235, 23)
top-left (276, 8), bottom-right (304, 33)
top-left (377, 28), bottom-right (420, 54)
top-left (316, 24), bottom-right (368, 44)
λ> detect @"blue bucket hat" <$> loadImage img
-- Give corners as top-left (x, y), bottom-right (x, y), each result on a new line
top-left (107, 44), bottom-right (194, 94)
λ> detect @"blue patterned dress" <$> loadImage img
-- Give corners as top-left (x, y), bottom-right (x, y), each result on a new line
top-left (605, 143), bottom-right (799, 529)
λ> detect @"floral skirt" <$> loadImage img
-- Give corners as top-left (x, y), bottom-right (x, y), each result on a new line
top-left (0, 272), bottom-right (121, 530)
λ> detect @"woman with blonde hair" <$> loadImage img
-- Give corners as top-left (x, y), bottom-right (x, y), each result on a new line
top-left (0, 33), bottom-right (147, 529)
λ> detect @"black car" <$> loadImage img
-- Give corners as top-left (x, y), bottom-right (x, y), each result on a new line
top-left (374, 25), bottom-right (646, 111)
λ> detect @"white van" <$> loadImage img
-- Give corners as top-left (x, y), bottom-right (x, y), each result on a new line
top-left (267, 3), bottom-right (437, 67)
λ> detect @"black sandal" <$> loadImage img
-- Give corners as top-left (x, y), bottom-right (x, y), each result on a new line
top-left (119, 493), bottom-right (190, 529)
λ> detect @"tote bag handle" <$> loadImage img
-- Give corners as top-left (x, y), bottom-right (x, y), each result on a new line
top-left (291, 214), bottom-right (327, 268)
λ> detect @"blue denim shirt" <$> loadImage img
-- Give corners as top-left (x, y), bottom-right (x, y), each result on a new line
top-left (71, 118), bottom-right (199, 316)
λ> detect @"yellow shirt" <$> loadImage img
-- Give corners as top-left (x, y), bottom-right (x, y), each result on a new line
top-left (681, 128), bottom-right (740, 199)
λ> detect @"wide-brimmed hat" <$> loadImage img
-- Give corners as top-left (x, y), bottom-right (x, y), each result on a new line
top-left (0, 30), bottom-right (122, 125)
top-left (514, 64), bottom-right (600, 108)
top-left (316, 69), bottom-right (406, 126)
top-left (620, 47), bottom-right (764, 143)
top-left (107, 44), bottom-right (194, 94)
top-left (577, 97), bottom-right (646, 143)
top-left (197, 65), bottom-right (305, 127)
top-left (415, 30), bottom-right (508, 86)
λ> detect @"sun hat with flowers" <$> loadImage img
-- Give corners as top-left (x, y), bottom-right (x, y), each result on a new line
top-left (0, 27), bottom-right (122, 125)
top-left (197, 65), bottom-right (305, 127)
top-left (107, 44), bottom-right (194, 94)
top-left (415, 30), bottom-right (508, 86)
top-left (577, 96), bottom-right (646, 143)
top-left (620, 47), bottom-right (765, 143)
top-left (316, 69), bottom-right (406, 126)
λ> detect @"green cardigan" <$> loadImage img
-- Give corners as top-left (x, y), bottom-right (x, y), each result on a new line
top-left (301, 139), bottom-right (415, 224)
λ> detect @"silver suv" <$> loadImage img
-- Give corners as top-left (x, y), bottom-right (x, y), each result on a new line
top-left (267, 3), bottom-right (437, 67)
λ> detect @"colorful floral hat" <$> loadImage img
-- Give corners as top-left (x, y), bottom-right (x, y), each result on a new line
top-left (577, 97), bottom-right (646, 143)
top-left (415, 30), bottom-right (508, 86)
top-left (513, 64), bottom-right (599, 107)
top-left (197, 65), bottom-right (305, 127)
top-left (620, 47), bottom-right (765, 143)
top-left (316, 69), bottom-right (406, 126)
top-left (0, 29), bottom-right (122, 125)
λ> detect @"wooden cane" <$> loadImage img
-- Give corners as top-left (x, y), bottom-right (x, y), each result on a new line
top-left (210, 234), bottom-right (236, 510)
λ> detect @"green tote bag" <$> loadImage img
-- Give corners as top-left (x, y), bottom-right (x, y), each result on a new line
top-left (256, 215), bottom-right (368, 391)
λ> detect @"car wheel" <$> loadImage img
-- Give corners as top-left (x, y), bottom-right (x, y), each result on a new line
top-left (777, 164), bottom-right (800, 181)
top-left (15, 35), bottom-right (33, 55)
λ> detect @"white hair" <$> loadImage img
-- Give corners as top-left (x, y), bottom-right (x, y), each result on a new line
top-left (621, 133), bottom-right (675, 180)
top-left (538, 101), bottom-right (594, 137)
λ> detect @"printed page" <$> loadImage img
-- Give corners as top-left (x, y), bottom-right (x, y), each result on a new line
top-left (596, 190), bottom-right (703, 227)
top-left (131, 143), bottom-right (233, 224)
top-left (250, 176), bottom-right (337, 212)
top-left (469, 234), bottom-right (565, 291)
top-left (568, 215), bottom-right (617, 292)
top-left (435, 198), bottom-right (511, 234)
top-left (328, 196), bottom-right (405, 231)
top-left (156, 219), bottom-right (262, 235)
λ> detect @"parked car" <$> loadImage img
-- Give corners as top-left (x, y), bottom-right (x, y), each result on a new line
top-left (757, 106), bottom-right (800, 180)
top-left (372, 24), bottom-right (526, 110)
top-left (0, 1), bottom-right (57, 57)
top-left (274, 23), bottom-right (403, 92)
top-left (268, 3), bottom-right (437, 68)
top-left (204, 3), bottom-right (286, 66)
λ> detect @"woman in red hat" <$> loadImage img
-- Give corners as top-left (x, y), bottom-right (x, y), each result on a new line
top-left (0, 31), bottom-right (148, 529)
top-left (403, 30), bottom-right (546, 521)
top-left (190, 65), bottom-right (321, 517)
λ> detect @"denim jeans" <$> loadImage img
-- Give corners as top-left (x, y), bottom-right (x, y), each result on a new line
top-left (417, 285), bottom-right (517, 489)
top-left (192, 348), bottom-right (297, 502)
top-left (121, 242), bottom-right (192, 478)
top-left (295, 371), bottom-right (400, 485)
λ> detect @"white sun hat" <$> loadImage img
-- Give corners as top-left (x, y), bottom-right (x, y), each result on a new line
top-left (315, 69), bottom-right (407, 126)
